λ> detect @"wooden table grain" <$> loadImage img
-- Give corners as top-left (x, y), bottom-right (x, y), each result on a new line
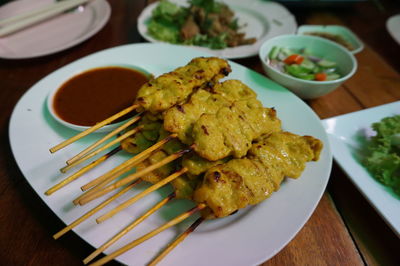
top-left (0, 0), bottom-right (399, 265)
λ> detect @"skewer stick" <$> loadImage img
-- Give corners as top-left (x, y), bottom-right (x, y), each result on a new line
top-left (89, 204), bottom-right (206, 266)
top-left (72, 152), bottom-right (149, 206)
top-left (83, 193), bottom-right (176, 264)
top-left (50, 104), bottom-right (138, 153)
top-left (148, 217), bottom-right (204, 266)
top-left (79, 147), bottom-right (192, 206)
top-left (53, 180), bottom-right (141, 240)
top-left (81, 134), bottom-right (178, 192)
top-left (67, 115), bottom-right (141, 165)
top-left (60, 126), bottom-right (142, 173)
top-left (96, 168), bottom-right (188, 223)
top-left (45, 146), bottom-right (122, 196)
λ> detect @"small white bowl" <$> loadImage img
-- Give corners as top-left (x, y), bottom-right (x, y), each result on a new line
top-left (47, 64), bottom-right (152, 132)
top-left (259, 34), bottom-right (357, 100)
top-left (297, 25), bottom-right (364, 54)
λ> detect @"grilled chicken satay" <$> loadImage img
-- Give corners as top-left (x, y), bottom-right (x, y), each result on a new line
top-left (135, 57), bottom-right (231, 114)
top-left (194, 131), bottom-right (323, 219)
top-left (123, 79), bottom-right (281, 163)
top-left (163, 79), bottom-right (257, 144)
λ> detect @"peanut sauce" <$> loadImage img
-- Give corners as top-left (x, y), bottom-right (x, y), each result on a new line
top-left (53, 66), bottom-right (149, 126)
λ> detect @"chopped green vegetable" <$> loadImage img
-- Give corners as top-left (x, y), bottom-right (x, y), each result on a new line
top-left (363, 115), bottom-right (400, 195)
top-left (317, 59), bottom-right (336, 68)
top-left (268, 46), bottom-right (280, 60)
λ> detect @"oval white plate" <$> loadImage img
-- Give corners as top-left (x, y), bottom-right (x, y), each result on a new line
top-left (323, 101), bottom-right (400, 237)
top-left (137, 0), bottom-right (297, 59)
top-left (0, 0), bottom-right (111, 59)
top-left (9, 43), bottom-right (332, 266)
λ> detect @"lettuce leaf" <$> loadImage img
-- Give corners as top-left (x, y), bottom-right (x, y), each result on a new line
top-left (363, 115), bottom-right (400, 195)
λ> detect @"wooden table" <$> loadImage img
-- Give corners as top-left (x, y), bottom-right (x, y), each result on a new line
top-left (0, 0), bottom-right (399, 265)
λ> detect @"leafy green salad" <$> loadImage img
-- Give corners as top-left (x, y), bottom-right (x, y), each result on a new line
top-left (363, 115), bottom-right (400, 195)
top-left (147, 0), bottom-right (256, 49)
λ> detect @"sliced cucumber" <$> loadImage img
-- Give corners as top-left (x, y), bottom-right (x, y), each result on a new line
top-left (326, 73), bottom-right (341, 81)
top-left (300, 59), bottom-right (316, 71)
top-left (317, 59), bottom-right (337, 68)
top-left (285, 65), bottom-right (315, 80)
top-left (280, 47), bottom-right (293, 57)
top-left (268, 46), bottom-right (280, 60)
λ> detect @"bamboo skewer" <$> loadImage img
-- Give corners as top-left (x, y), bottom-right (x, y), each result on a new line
top-left (60, 126), bottom-right (143, 173)
top-left (53, 180), bottom-right (141, 240)
top-left (80, 134), bottom-right (177, 192)
top-left (78, 147), bottom-right (192, 206)
top-left (45, 146), bottom-right (122, 196)
top-left (83, 193), bottom-right (176, 264)
top-left (67, 115), bottom-right (141, 165)
top-left (73, 135), bottom-right (175, 205)
top-left (89, 204), bottom-right (206, 266)
top-left (49, 104), bottom-right (138, 153)
top-left (148, 217), bottom-right (204, 266)
top-left (72, 153), bottom-right (150, 206)
top-left (96, 168), bottom-right (188, 223)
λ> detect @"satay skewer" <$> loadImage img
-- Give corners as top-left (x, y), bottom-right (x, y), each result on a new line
top-left (72, 155), bottom-right (146, 205)
top-left (83, 192), bottom-right (176, 264)
top-left (96, 168), bottom-right (188, 223)
top-left (89, 204), bottom-right (206, 266)
top-left (78, 147), bottom-right (193, 205)
top-left (67, 115), bottom-right (142, 165)
top-left (50, 104), bottom-right (139, 153)
top-left (148, 217), bottom-right (204, 266)
top-left (45, 146), bottom-right (122, 196)
top-left (81, 134), bottom-right (177, 192)
top-left (72, 135), bottom-right (178, 205)
top-left (53, 180), bottom-right (141, 240)
top-left (60, 126), bottom-right (143, 173)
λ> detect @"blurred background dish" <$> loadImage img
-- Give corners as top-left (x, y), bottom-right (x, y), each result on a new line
top-left (387, 14), bottom-right (400, 45)
top-left (259, 34), bottom-right (357, 99)
top-left (297, 25), bottom-right (364, 54)
top-left (137, 0), bottom-right (297, 59)
top-left (0, 0), bottom-right (111, 59)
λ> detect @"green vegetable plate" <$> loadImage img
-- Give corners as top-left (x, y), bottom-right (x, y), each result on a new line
top-left (323, 101), bottom-right (400, 237)
top-left (137, 0), bottom-right (297, 59)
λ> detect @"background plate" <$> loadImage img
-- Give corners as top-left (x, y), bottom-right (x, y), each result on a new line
top-left (137, 0), bottom-right (297, 59)
top-left (9, 43), bottom-right (331, 265)
top-left (323, 101), bottom-right (400, 237)
top-left (0, 0), bottom-right (111, 59)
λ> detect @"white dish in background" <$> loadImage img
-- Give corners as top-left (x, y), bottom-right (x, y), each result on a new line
top-left (9, 43), bottom-right (332, 265)
top-left (387, 14), bottom-right (400, 45)
top-left (297, 25), bottom-right (364, 54)
top-left (46, 64), bottom-right (152, 133)
top-left (137, 0), bottom-right (297, 59)
top-left (322, 101), bottom-right (400, 237)
top-left (0, 0), bottom-right (111, 59)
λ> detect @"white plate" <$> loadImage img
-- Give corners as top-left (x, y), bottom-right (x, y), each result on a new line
top-left (0, 0), bottom-right (111, 59)
top-left (137, 0), bottom-right (297, 59)
top-left (9, 43), bottom-right (332, 266)
top-left (322, 101), bottom-right (400, 237)
top-left (387, 14), bottom-right (400, 45)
